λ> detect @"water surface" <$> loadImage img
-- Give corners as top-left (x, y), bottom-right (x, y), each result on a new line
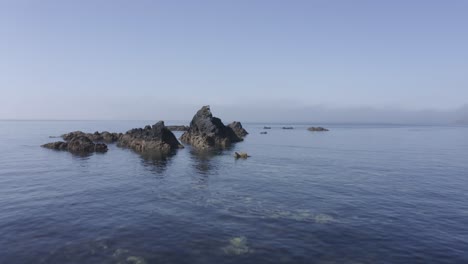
top-left (1, 121), bottom-right (467, 263)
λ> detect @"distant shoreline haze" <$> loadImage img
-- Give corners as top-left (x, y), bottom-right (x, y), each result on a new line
top-left (1, 103), bottom-right (467, 125)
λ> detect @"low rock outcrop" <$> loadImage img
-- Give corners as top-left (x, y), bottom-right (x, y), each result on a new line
top-left (62, 131), bottom-right (122, 143)
top-left (282, 127), bottom-right (294, 130)
top-left (42, 136), bottom-right (108, 153)
top-left (308, 127), bottom-right (329, 132)
top-left (260, 131), bottom-right (268, 134)
top-left (227, 121), bottom-right (248, 138)
top-left (118, 121), bottom-right (184, 154)
top-left (263, 126), bottom-right (271, 129)
top-left (180, 106), bottom-right (242, 149)
top-left (234, 152), bottom-right (250, 159)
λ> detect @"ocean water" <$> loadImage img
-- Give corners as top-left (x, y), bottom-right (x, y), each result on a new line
top-left (1, 121), bottom-right (467, 264)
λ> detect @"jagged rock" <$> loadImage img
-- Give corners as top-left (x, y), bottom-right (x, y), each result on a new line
top-left (234, 152), bottom-right (250, 159)
top-left (42, 141), bottom-right (69, 151)
top-left (228, 121), bottom-right (248, 138)
top-left (282, 127), bottom-right (294, 130)
top-left (263, 126), bottom-right (271, 129)
top-left (118, 121), bottom-right (183, 154)
top-left (166, 125), bottom-right (189, 131)
top-left (99, 131), bottom-right (122, 142)
top-left (62, 131), bottom-right (86, 141)
top-left (62, 131), bottom-right (122, 143)
top-left (308, 127), bottom-right (329, 132)
top-left (42, 136), bottom-right (108, 153)
top-left (180, 106), bottom-right (242, 149)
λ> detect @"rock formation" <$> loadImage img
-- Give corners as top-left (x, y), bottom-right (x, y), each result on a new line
top-left (307, 127), bottom-right (329, 132)
top-left (42, 136), bottom-right (108, 153)
top-left (62, 131), bottom-right (122, 143)
top-left (260, 131), bottom-right (267, 134)
top-left (282, 127), bottom-right (294, 130)
top-left (263, 126), bottom-right (271, 129)
top-left (118, 121), bottom-right (184, 154)
top-left (227, 121), bottom-right (248, 138)
top-left (180, 106), bottom-right (242, 149)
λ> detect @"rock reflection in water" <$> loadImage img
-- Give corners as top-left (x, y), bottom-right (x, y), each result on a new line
top-left (139, 150), bottom-right (176, 174)
top-left (189, 148), bottom-right (223, 175)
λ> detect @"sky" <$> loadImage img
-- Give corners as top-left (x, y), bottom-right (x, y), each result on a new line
top-left (1, 0), bottom-right (467, 123)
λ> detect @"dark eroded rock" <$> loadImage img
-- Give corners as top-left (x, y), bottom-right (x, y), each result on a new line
top-left (42, 136), bottom-right (108, 153)
top-left (42, 141), bottom-right (69, 151)
top-left (118, 121), bottom-right (183, 154)
top-left (62, 131), bottom-right (122, 143)
top-left (307, 127), bottom-right (329, 132)
top-left (227, 121), bottom-right (248, 138)
top-left (180, 106), bottom-right (242, 149)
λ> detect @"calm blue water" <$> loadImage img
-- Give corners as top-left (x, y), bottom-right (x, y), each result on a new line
top-left (1, 121), bottom-right (467, 264)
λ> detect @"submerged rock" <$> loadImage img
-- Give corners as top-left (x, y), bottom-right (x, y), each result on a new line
top-left (62, 131), bottom-right (122, 143)
top-left (260, 131), bottom-right (268, 135)
top-left (222, 237), bottom-right (252, 255)
top-left (282, 126), bottom-right (294, 130)
top-left (118, 121), bottom-right (183, 154)
top-left (126, 256), bottom-right (147, 264)
top-left (180, 106), bottom-right (242, 149)
top-left (307, 127), bottom-right (329, 132)
top-left (263, 126), bottom-right (271, 129)
top-left (227, 121), bottom-right (249, 138)
top-left (42, 136), bottom-right (108, 153)
top-left (314, 213), bottom-right (336, 224)
top-left (166, 125), bottom-right (189, 131)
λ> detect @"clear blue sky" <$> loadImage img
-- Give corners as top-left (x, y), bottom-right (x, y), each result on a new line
top-left (1, 0), bottom-right (467, 121)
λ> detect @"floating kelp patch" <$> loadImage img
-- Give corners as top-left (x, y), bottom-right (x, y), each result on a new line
top-left (222, 236), bottom-right (252, 255)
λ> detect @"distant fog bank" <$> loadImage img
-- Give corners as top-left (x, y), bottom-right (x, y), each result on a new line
top-left (1, 99), bottom-right (468, 125)
top-left (214, 104), bottom-right (468, 125)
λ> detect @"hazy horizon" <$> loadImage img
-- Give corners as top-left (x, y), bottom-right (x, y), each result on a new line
top-left (1, 1), bottom-right (468, 123)
top-left (1, 104), bottom-right (468, 125)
